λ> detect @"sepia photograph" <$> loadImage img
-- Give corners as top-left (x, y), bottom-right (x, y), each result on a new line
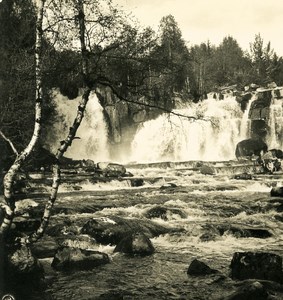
top-left (1, 0), bottom-right (283, 299)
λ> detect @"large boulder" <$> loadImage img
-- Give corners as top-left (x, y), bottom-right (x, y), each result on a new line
top-left (51, 246), bottom-right (110, 271)
top-left (187, 259), bottom-right (218, 276)
top-left (271, 187), bottom-right (283, 197)
top-left (114, 232), bottom-right (155, 256)
top-left (97, 162), bottom-right (126, 177)
top-left (30, 236), bottom-right (59, 259)
top-left (230, 252), bottom-right (283, 283)
top-left (235, 138), bottom-right (267, 159)
top-left (224, 281), bottom-right (269, 300)
top-left (2, 244), bottom-right (45, 298)
top-left (81, 216), bottom-right (182, 245)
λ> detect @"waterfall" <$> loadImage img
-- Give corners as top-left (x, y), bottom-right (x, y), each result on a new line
top-left (267, 97), bottom-right (283, 149)
top-left (47, 90), bottom-right (110, 161)
top-left (130, 96), bottom-right (247, 162)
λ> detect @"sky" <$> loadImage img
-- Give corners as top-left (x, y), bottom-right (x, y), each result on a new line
top-left (114, 0), bottom-right (283, 56)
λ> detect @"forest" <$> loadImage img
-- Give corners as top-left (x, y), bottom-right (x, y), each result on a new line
top-left (1, 0), bottom-right (283, 153)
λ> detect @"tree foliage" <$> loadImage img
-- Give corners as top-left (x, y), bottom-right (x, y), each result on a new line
top-left (1, 0), bottom-right (283, 154)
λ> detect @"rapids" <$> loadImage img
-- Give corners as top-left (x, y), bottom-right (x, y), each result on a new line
top-left (37, 91), bottom-right (283, 299)
top-left (34, 162), bottom-right (283, 300)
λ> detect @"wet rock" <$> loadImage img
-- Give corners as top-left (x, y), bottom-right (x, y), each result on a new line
top-left (144, 205), bottom-right (187, 220)
top-left (130, 178), bottom-right (144, 187)
top-left (230, 252), bottom-right (283, 283)
top-left (235, 138), bottom-right (267, 159)
top-left (97, 162), bottom-right (126, 177)
top-left (250, 120), bottom-right (268, 138)
top-left (267, 199), bottom-right (283, 212)
top-left (58, 234), bottom-right (97, 250)
top-left (3, 244), bottom-right (45, 298)
top-left (233, 173), bottom-right (253, 180)
top-left (114, 232), bottom-right (155, 256)
top-left (217, 225), bottom-right (272, 239)
top-left (51, 246), bottom-right (110, 271)
top-left (12, 217), bottom-right (40, 234)
top-left (81, 216), bottom-right (182, 245)
top-left (224, 280), bottom-right (269, 300)
top-left (45, 221), bottom-right (80, 237)
top-left (187, 259), bottom-right (218, 276)
top-left (160, 182), bottom-right (177, 189)
top-left (81, 159), bottom-right (95, 169)
top-left (270, 149), bottom-right (283, 159)
top-left (200, 224), bottom-right (272, 241)
top-left (270, 187), bottom-right (283, 197)
top-left (31, 236), bottom-right (59, 259)
top-left (15, 199), bottom-right (39, 216)
top-left (200, 165), bottom-right (215, 175)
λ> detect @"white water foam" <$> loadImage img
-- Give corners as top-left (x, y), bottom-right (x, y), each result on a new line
top-left (267, 97), bottom-right (283, 149)
top-left (130, 96), bottom-right (246, 162)
top-left (47, 90), bottom-right (110, 161)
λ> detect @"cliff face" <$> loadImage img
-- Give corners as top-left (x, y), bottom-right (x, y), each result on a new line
top-left (95, 84), bottom-right (283, 153)
top-left (95, 85), bottom-right (173, 147)
top-left (248, 87), bottom-right (283, 138)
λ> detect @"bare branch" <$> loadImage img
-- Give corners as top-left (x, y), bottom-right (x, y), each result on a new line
top-left (0, 130), bottom-right (19, 156)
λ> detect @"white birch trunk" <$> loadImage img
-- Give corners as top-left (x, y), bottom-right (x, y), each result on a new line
top-left (0, 0), bottom-right (45, 237)
top-left (28, 0), bottom-right (92, 242)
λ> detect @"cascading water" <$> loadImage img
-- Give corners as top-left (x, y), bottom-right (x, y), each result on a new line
top-left (267, 97), bottom-right (283, 149)
top-left (130, 95), bottom-right (248, 162)
top-left (47, 90), bottom-right (110, 161)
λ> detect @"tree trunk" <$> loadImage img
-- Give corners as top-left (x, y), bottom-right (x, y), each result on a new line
top-left (0, 0), bottom-right (45, 238)
top-left (28, 0), bottom-right (92, 243)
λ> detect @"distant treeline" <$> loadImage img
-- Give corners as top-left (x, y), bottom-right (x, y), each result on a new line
top-left (1, 0), bottom-right (283, 150)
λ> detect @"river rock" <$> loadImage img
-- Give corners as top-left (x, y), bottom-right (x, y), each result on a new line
top-left (51, 246), bottom-right (110, 271)
top-left (15, 199), bottom-right (39, 216)
top-left (144, 205), bottom-right (187, 220)
top-left (200, 165), bottom-right (215, 175)
top-left (233, 173), bottom-right (253, 180)
top-left (270, 149), bottom-right (283, 159)
top-left (3, 244), bottom-right (45, 298)
top-left (12, 216), bottom-right (40, 234)
top-left (270, 187), bottom-right (283, 197)
top-left (58, 234), bottom-right (98, 250)
top-left (130, 178), bottom-right (144, 187)
top-left (97, 162), bottom-right (126, 177)
top-left (114, 232), bottom-right (155, 256)
top-left (31, 235), bottom-right (59, 259)
top-left (216, 224), bottom-right (272, 239)
top-left (187, 259), bottom-right (218, 276)
top-left (235, 138), bottom-right (267, 159)
top-left (230, 252), bottom-right (283, 283)
top-left (81, 216), bottom-right (182, 245)
top-left (224, 280), bottom-right (269, 300)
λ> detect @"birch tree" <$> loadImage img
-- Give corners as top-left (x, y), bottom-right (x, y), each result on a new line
top-left (28, 0), bottom-right (92, 242)
top-left (0, 0), bottom-right (45, 238)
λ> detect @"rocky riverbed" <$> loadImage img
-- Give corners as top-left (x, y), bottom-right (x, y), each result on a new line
top-left (2, 160), bottom-right (283, 299)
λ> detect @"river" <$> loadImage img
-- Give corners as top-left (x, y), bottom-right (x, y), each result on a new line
top-left (33, 161), bottom-right (283, 300)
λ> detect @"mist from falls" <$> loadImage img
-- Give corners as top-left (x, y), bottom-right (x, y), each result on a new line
top-left (48, 90), bottom-right (110, 161)
top-left (48, 91), bottom-right (282, 163)
top-left (130, 95), bottom-right (250, 162)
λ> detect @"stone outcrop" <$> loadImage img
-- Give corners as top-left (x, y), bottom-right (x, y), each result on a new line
top-left (81, 216), bottom-right (183, 245)
top-left (235, 138), bottom-right (267, 159)
top-left (187, 259), bottom-right (219, 276)
top-left (144, 205), bottom-right (187, 220)
top-left (95, 84), bottom-right (174, 148)
top-left (230, 252), bottom-right (283, 283)
top-left (114, 232), bottom-right (155, 256)
top-left (51, 246), bottom-right (110, 271)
